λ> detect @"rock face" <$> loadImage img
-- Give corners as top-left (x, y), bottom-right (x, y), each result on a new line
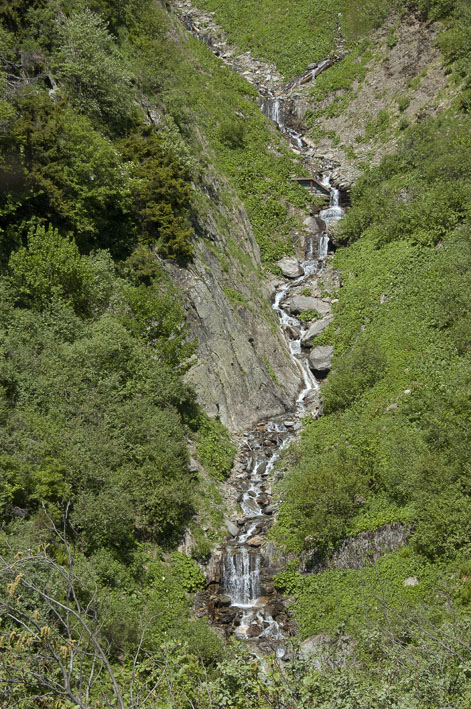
top-left (309, 345), bottom-right (334, 373)
top-left (284, 295), bottom-right (331, 317)
top-left (276, 256), bottom-right (304, 279)
top-left (301, 522), bottom-right (410, 573)
top-left (303, 215), bottom-right (325, 234)
top-left (301, 317), bottom-right (333, 347)
top-left (167, 177), bottom-right (300, 432)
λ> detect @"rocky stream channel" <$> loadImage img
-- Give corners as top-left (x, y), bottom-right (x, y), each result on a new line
top-left (170, 0), bottom-right (347, 655)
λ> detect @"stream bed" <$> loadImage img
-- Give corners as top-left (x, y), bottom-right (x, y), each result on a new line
top-left (170, 0), bottom-right (346, 654)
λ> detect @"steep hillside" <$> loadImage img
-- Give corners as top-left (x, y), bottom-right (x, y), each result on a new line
top-left (2, 0), bottom-right (471, 705)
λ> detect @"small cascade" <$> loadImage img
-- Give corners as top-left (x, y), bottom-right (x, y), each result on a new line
top-left (213, 252), bottom-right (330, 653)
top-left (259, 93), bottom-right (284, 130)
top-left (318, 175), bottom-right (345, 257)
top-left (222, 549), bottom-right (261, 605)
top-left (258, 93), bottom-right (304, 150)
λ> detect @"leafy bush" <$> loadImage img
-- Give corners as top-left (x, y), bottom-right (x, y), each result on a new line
top-left (323, 340), bottom-right (386, 413)
top-left (53, 8), bottom-right (135, 127)
top-left (196, 415), bottom-right (236, 481)
top-left (218, 119), bottom-right (246, 149)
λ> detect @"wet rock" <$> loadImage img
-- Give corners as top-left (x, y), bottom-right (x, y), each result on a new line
top-left (264, 505), bottom-right (275, 515)
top-left (303, 215), bottom-right (325, 234)
top-left (247, 622), bottom-right (263, 638)
top-left (309, 345), bottom-right (334, 373)
top-left (257, 461), bottom-right (268, 475)
top-left (246, 535), bottom-right (264, 547)
top-left (214, 594), bottom-right (232, 607)
top-left (301, 317), bottom-right (333, 347)
top-left (206, 552), bottom-right (223, 585)
top-left (243, 498), bottom-right (260, 514)
top-left (216, 607), bottom-right (238, 624)
top-left (284, 324), bottom-right (302, 339)
top-left (277, 256), bottom-right (304, 279)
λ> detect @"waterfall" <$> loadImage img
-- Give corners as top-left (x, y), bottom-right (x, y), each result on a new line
top-left (174, 2), bottom-right (347, 650)
top-left (260, 93), bottom-right (283, 130)
top-left (318, 176), bottom-right (345, 258)
top-left (222, 549), bottom-right (261, 606)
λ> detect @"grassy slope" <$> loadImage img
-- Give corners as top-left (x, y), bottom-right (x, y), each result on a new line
top-left (191, 0), bottom-right (411, 78)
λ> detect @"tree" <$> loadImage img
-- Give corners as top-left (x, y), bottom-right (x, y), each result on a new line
top-left (0, 522), bottom-right (127, 708)
top-left (8, 223), bottom-right (115, 315)
top-left (53, 8), bottom-right (134, 128)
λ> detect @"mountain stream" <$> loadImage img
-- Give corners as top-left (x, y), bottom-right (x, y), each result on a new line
top-left (170, 0), bottom-right (346, 653)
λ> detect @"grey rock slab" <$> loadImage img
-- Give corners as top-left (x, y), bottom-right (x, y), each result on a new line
top-left (309, 345), bottom-right (334, 372)
top-left (225, 520), bottom-right (239, 537)
top-left (276, 256), bottom-right (304, 279)
top-left (301, 317), bottom-right (333, 347)
top-left (284, 295), bottom-right (331, 317)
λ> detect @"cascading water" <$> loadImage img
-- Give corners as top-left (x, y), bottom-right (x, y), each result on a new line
top-left (222, 549), bottom-right (261, 606)
top-left (318, 175), bottom-right (345, 258)
top-left (171, 0), bottom-right (346, 652)
top-left (218, 243), bottom-right (330, 649)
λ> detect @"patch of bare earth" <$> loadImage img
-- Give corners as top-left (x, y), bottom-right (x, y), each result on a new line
top-left (307, 16), bottom-right (457, 182)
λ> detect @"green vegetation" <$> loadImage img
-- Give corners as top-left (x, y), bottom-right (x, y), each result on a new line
top-left (192, 0), bottom-right (456, 79)
top-left (272, 49), bottom-right (471, 706)
top-left (196, 415), bottom-right (237, 481)
top-left (2, 0), bottom-right (471, 704)
top-left (298, 308), bottom-right (321, 323)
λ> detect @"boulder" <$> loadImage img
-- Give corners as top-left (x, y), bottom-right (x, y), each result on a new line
top-left (301, 317), bottom-right (332, 347)
top-left (299, 634), bottom-right (330, 663)
top-left (246, 535), bottom-right (264, 547)
top-left (284, 295), bottom-right (331, 317)
top-left (303, 215), bottom-right (325, 234)
top-left (216, 607), bottom-right (238, 624)
top-left (214, 594), bottom-right (232, 608)
top-left (404, 576), bottom-right (419, 587)
top-left (309, 345), bottom-right (334, 373)
top-left (247, 622), bottom-right (263, 638)
top-left (276, 256), bottom-right (304, 279)
top-left (243, 497), bottom-right (260, 514)
top-left (225, 520), bottom-right (239, 537)
top-left (301, 317), bottom-right (333, 347)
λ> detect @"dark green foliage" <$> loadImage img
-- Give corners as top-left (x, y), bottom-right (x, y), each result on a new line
top-left (218, 119), bottom-right (246, 149)
top-left (0, 236), bottom-right (197, 545)
top-left (119, 128), bottom-right (193, 260)
top-left (8, 223), bottom-right (115, 314)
